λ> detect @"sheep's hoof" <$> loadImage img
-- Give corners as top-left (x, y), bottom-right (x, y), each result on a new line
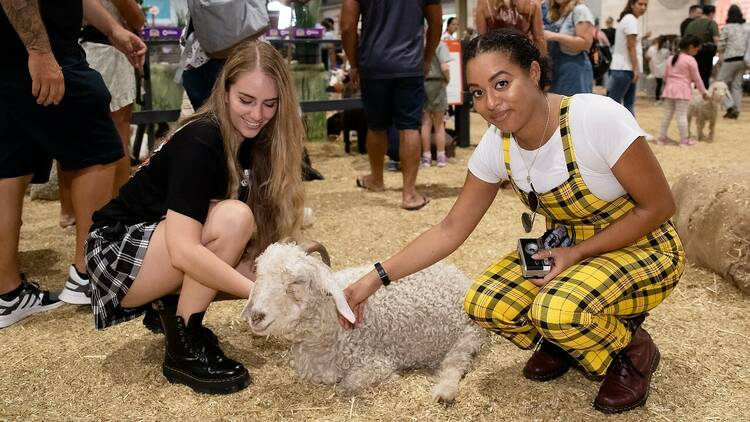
top-left (431, 383), bottom-right (458, 404)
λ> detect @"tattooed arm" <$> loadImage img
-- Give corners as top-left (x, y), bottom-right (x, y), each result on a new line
top-left (1, 0), bottom-right (64, 105)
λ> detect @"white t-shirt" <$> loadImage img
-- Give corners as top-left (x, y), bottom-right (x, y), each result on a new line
top-left (646, 45), bottom-right (670, 78)
top-left (610, 14), bottom-right (643, 73)
top-left (468, 94), bottom-right (646, 201)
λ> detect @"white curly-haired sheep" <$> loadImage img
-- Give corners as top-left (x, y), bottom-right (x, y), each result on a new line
top-left (241, 241), bottom-right (485, 402)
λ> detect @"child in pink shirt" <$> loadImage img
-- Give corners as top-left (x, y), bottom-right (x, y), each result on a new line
top-left (658, 35), bottom-right (708, 146)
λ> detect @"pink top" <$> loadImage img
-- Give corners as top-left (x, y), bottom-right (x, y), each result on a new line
top-left (661, 53), bottom-right (707, 100)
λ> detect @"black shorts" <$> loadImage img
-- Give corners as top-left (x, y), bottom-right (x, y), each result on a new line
top-left (360, 76), bottom-right (425, 130)
top-left (0, 50), bottom-right (124, 183)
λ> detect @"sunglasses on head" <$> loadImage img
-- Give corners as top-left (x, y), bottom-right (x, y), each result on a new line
top-left (521, 187), bottom-right (539, 233)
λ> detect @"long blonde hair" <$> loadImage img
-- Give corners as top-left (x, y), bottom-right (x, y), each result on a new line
top-left (548, 0), bottom-right (583, 22)
top-left (176, 41), bottom-right (305, 259)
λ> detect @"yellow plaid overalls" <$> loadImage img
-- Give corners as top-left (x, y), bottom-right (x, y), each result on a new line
top-left (463, 96), bottom-right (684, 376)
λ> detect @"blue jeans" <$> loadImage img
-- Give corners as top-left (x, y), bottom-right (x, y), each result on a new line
top-left (607, 70), bottom-right (636, 115)
top-left (181, 58), bottom-right (226, 110)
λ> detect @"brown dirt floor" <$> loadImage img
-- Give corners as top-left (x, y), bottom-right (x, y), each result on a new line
top-left (2, 96), bottom-right (749, 421)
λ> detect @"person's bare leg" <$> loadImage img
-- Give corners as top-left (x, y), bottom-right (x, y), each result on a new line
top-left (111, 105), bottom-right (133, 194)
top-left (420, 112), bottom-right (432, 153)
top-left (433, 112), bottom-right (446, 152)
top-left (58, 165), bottom-right (75, 228)
top-left (69, 163), bottom-right (116, 273)
top-left (0, 175), bottom-right (32, 294)
top-left (399, 129), bottom-right (426, 209)
top-left (120, 200), bottom-right (255, 319)
top-left (358, 128), bottom-right (386, 191)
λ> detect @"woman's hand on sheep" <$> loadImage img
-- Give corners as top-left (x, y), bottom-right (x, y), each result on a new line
top-left (338, 276), bottom-right (381, 329)
top-left (530, 246), bottom-right (584, 287)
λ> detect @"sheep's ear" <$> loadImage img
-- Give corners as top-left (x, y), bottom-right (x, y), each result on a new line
top-left (328, 285), bottom-right (356, 323)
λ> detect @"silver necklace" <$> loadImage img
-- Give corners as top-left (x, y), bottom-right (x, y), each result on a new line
top-left (516, 94), bottom-right (551, 188)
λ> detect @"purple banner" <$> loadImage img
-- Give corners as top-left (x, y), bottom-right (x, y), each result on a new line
top-left (141, 26), bottom-right (182, 40)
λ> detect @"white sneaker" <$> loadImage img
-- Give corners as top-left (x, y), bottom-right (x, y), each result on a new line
top-left (0, 275), bottom-right (64, 329)
top-left (58, 265), bottom-right (92, 305)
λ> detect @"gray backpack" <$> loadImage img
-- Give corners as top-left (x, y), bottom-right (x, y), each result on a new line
top-left (187, 0), bottom-right (269, 54)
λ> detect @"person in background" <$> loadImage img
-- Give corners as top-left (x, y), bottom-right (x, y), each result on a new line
top-left (340, 29), bottom-right (683, 415)
top-left (544, 0), bottom-right (595, 95)
top-left (684, 5), bottom-right (719, 89)
top-left (341, 0), bottom-right (442, 211)
top-left (57, 0), bottom-right (146, 231)
top-left (443, 16), bottom-right (459, 40)
top-left (475, 0), bottom-right (547, 56)
top-left (320, 17), bottom-right (339, 70)
top-left (0, 0), bottom-right (146, 328)
top-left (593, 18), bottom-right (612, 87)
top-left (717, 4), bottom-right (748, 119)
top-left (462, 26), bottom-right (477, 42)
top-left (421, 40), bottom-right (453, 168)
top-left (607, 0), bottom-right (648, 115)
top-left (602, 16), bottom-right (616, 46)
top-left (680, 4), bottom-right (703, 37)
top-left (658, 35), bottom-right (707, 146)
top-left (645, 36), bottom-right (670, 102)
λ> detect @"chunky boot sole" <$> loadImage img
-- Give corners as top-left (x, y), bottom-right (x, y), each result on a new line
top-left (523, 364), bottom-right (570, 381)
top-left (593, 349), bottom-right (661, 414)
top-left (163, 364), bottom-right (251, 395)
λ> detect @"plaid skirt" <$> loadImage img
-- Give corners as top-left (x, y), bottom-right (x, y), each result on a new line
top-left (84, 221), bottom-right (158, 329)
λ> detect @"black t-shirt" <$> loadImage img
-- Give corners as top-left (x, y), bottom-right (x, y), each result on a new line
top-left (602, 27), bottom-right (616, 46)
top-left (93, 120), bottom-right (250, 228)
top-left (1, 0), bottom-right (83, 68)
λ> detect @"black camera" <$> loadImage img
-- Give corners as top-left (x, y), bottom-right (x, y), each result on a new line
top-left (518, 238), bottom-right (551, 279)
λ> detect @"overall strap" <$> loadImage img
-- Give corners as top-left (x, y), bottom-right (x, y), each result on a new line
top-left (558, 96), bottom-right (578, 175)
top-left (502, 130), bottom-right (513, 177)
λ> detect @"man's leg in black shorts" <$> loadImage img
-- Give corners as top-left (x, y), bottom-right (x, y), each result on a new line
top-left (0, 175), bottom-right (34, 295)
top-left (392, 77), bottom-right (428, 210)
top-left (358, 78), bottom-right (391, 192)
top-left (0, 53), bottom-right (122, 294)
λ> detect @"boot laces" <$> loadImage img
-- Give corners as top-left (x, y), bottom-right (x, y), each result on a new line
top-left (613, 350), bottom-right (645, 378)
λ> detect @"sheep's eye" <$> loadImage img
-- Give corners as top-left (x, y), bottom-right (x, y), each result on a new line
top-left (291, 278), bottom-right (306, 285)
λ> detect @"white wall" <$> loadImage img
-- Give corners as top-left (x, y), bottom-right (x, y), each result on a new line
top-left (600, 0), bottom-right (691, 37)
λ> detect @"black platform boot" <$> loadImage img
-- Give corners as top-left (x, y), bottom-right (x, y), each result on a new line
top-left (159, 311), bottom-right (251, 394)
top-left (146, 296), bottom-right (218, 346)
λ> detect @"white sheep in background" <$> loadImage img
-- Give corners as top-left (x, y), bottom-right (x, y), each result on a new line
top-left (241, 241), bottom-right (485, 402)
top-left (688, 81), bottom-right (731, 142)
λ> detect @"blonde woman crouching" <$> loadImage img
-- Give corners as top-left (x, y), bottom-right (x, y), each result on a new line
top-left (84, 41), bottom-right (305, 394)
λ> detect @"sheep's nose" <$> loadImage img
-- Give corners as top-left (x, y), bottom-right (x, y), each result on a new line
top-left (250, 311), bottom-right (266, 325)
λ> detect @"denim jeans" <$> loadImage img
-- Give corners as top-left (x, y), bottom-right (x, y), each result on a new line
top-left (607, 70), bottom-right (636, 115)
top-left (181, 58), bottom-right (226, 110)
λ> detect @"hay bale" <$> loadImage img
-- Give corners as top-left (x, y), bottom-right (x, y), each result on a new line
top-left (672, 165), bottom-right (750, 293)
top-left (29, 162), bottom-right (59, 201)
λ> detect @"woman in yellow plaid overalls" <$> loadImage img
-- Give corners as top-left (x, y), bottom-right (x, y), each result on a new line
top-left (339, 30), bottom-right (684, 413)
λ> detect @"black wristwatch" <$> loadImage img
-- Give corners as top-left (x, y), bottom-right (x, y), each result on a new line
top-left (374, 262), bottom-right (391, 286)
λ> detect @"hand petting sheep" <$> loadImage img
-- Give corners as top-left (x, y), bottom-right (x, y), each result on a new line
top-left (242, 240), bottom-right (485, 402)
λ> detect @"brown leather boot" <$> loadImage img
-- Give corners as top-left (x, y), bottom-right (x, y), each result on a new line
top-left (523, 340), bottom-right (572, 381)
top-left (594, 327), bottom-right (660, 413)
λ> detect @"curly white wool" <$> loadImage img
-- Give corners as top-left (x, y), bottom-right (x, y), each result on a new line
top-left (242, 242), bottom-right (485, 402)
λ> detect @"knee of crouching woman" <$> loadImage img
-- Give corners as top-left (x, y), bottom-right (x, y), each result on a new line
top-left (528, 289), bottom-right (581, 336)
top-left (212, 199), bottom-right (256, 244)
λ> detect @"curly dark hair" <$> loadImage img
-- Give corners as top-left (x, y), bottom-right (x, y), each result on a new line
top-left (463, 28), bottom-right (551, 90)
top-left (727, 5), bottom-right (745, 24)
